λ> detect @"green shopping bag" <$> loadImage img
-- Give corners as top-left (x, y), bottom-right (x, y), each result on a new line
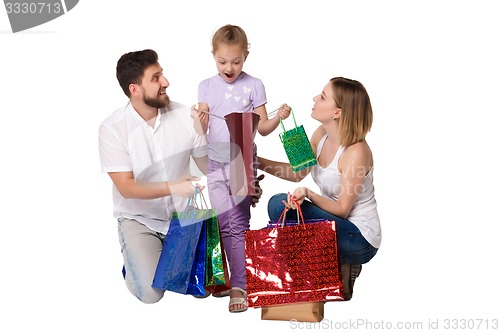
top-left (279, 110), bottom-right (317, 172)
top-left (204, 213), bottom-right (227, 286)
top-left (185, 188), bottom-right (228, 288)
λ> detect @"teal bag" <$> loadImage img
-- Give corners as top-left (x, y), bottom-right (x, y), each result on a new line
top-left (279, 110), bottom-right (317, 172)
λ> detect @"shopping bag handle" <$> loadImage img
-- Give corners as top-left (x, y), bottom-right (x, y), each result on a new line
top-left (279, 108), bottom-right (297, 133)
top-left (274, 197), bottom-right (306, 230)
top-left (295, 201), bottom-right (306, 229)
top-left (181, 186), bottom-right (209, 219)
top-left (197, 187), bottom-right (209, 209)
top-left (275, 207), bottom-right (288, 229)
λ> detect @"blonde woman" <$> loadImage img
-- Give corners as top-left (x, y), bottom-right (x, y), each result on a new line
top-left (259, 77), bottom-right (381, 300)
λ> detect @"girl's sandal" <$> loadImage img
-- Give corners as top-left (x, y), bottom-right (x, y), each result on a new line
top-left (228, 287), bottom-right (247, 313)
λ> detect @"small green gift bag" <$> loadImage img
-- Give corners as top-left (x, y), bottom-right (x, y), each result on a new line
top-left (185, 188), bottom-right (227, 288)
top-left (204, 210), bottom-right (227, 287)
top-left (279, 110), bottom-right (317, 172)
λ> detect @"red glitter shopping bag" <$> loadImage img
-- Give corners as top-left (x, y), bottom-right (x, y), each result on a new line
top-left (245, 207), bottom-right (344, 307)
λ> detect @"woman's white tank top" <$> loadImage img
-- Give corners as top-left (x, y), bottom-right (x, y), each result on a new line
top-left (311, 134), bottom-right (381, 248)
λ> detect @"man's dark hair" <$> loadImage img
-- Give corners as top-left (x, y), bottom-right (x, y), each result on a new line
top-left (116, 49), bottom-right (159, 97)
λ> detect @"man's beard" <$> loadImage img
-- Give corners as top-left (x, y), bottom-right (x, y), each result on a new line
top-left (143, 93), bottom-right (170, 109)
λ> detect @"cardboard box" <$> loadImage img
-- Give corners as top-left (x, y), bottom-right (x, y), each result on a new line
top-left (261, 302), bottom-right (324, 322)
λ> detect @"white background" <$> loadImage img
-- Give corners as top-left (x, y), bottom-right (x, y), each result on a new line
top-left (1, 0), bottom-right (499, 332)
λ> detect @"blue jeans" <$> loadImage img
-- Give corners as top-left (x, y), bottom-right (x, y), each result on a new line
top-left (118, 218), bottom-right (165, 304)
top-left (267, 193), bottom-right (378, 265)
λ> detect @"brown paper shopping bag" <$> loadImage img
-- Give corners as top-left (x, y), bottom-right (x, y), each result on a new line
top-left (261, 302), bottom-right (325, 322)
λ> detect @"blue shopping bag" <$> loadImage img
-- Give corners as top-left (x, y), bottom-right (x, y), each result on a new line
top-left (152, 188), bottom-right (208, 296)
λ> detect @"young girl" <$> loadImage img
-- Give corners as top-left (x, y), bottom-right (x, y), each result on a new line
top-left (192, 24), bottom-right (290, 313)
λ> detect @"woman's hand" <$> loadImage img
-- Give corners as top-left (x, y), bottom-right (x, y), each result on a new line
top-left (282, 187), bottom-right (308, 210)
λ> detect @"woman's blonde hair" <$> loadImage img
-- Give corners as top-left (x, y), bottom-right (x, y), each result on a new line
top-left (331, 77), bottom-right (373, 146)
top-left (211, 24), bottom-right (249, 53)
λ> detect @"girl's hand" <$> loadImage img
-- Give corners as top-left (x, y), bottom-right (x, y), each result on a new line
top-left (277, 103), bottom-right (292, 119)
top-left (190, 105), bottom-right (207, 122)
top-left (251, 174), bottom-right (265, 208)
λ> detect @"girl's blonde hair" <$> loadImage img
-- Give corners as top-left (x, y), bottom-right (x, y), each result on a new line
top-left (212, 24), bottom-right (249, 53)
top-left (331, 77), bottom-right (373, 147)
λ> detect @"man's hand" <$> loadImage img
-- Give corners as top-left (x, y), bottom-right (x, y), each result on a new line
top-left (251, 174), bottom-right (265, 207)
top-left (167, 175), bottom-right (204, 198)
